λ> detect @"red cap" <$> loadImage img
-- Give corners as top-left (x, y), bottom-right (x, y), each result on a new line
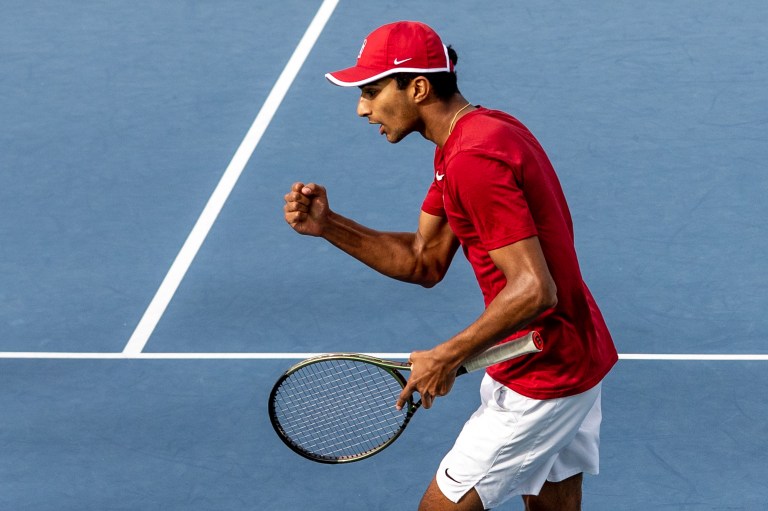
top-left (325, 21), bottom-right (454, 87)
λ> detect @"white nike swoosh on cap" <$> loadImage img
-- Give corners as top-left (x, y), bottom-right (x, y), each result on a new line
top-left (393, 57), bottom-right (413, 65)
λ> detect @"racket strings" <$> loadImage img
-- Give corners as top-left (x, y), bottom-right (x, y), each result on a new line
top-left (272, 359), bottom-right (409, 460)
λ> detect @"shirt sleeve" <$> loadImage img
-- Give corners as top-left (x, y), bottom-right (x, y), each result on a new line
top-left (421, 180), bottom-right (445, 217)
top-left (446, 150), bottom-right (537, 250)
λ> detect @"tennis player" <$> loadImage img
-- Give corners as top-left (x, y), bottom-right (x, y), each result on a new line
top-left (284, 21), bottom-right (618, 511)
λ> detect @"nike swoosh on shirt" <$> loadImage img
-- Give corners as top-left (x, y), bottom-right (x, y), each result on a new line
top-left (436, 172), bottom-right (445, 181)
top-left (393, 57), bottom-right (413, 65)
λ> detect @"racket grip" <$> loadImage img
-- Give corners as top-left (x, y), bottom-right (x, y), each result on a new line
top-left (458, 331), bottom-right (542, 375)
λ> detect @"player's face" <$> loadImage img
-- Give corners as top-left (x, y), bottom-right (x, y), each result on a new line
top-left (357, 77), bottom-right (419, 144)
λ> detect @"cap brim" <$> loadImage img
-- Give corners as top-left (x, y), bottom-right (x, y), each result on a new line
top-left (325, 66), bottom-right (398, 87)
top-left (325, 64), bottom-right (453, 87)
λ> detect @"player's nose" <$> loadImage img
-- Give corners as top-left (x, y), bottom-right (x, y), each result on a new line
top-left (357, 97), bottom-right (371, 118)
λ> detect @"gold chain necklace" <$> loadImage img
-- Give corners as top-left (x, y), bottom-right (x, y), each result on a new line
top-left (448, 103), bottom-right (472, 135)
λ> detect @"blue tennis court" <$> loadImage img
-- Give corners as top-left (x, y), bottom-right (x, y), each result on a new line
top-left (1, 1), bottom-right (766, 509)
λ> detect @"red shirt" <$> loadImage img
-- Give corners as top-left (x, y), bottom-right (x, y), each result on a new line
top-left (421, 107), bottom-right (617, 399)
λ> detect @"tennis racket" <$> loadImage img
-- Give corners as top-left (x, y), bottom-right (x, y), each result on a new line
top-left (268, 331), bottom-right (542, 463)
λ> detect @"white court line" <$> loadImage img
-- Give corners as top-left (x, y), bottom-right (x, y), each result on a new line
top-left (122, 0), bottom-right (340, 355)
top-left (1, 352), bottom-right (768, 360)
top-left (619, 354), bottom-right (768, 361)
top-left (0, 352), bottom-right (409, 360)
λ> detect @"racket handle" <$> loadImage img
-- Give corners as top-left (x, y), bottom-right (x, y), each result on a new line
top-left (458, 331), bottom-right (542, 375)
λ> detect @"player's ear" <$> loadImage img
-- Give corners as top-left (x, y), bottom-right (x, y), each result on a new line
top-left (411, 76), bottom-right (431, 103)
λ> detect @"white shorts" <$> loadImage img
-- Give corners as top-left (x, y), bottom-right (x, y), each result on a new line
top-left (436, 374), bottom-right (602, 509)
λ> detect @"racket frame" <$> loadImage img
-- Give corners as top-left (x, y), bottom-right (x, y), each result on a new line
top-left (268, 353), bottom-right (418, 464)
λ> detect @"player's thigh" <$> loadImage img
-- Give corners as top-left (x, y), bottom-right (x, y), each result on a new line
top-left (523, 473), bottom-right (583, 511)
top-left (419, 477), bottom-right (485, 511)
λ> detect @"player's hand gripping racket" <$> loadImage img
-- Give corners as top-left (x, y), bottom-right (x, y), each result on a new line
top-left (268, 331), bottom-right (542, 463)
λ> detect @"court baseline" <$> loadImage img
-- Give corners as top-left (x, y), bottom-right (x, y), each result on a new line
top-left (0, 352), bottom-right (766, 360)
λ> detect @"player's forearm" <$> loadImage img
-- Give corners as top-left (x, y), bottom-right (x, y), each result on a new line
top-left (435, 237), bottom-right (557, 367)
top-left (437, 276), bottom-right (557, 369)
top-left (321, 211), bottom-right (439, 285)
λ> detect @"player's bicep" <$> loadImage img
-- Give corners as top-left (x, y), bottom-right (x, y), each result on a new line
top-left (488, 237), bottom-right (557, 309)
top-left (412, 211), bottom-right (459, 287)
